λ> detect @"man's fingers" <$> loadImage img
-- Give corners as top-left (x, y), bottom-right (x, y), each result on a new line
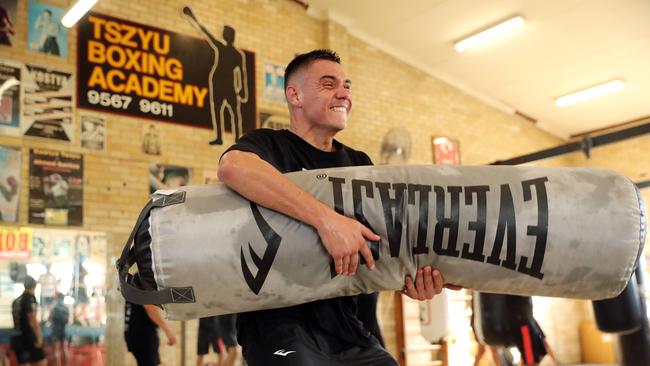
top-left (335, 257), bottom-right (343, 275)
top-left (423, 266), bottom-right (435, 298)
top-left (358, 242), bottom-right (375, 270)
top-left (350, 252), bottom-right (359, 274)
top-left (404, 275), bottom-right (418, 298)
top-left (361, 226), bottom-right (381, 241)
top-left (342, 255), bottom-right (351, 275)
top-left (432, 269), bottom-right (443, 294)
top-left (415, 269), bottom-right (425, 300)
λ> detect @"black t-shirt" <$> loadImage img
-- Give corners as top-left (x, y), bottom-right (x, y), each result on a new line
top-left (124, 301), bottom-right (157, 336)
top-left (12, 293), bottom-right (37, 342)
top-left (224, 128), bottom-right (374, 346)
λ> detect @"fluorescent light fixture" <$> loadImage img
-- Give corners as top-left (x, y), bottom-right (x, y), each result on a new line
top-left (555, 80), bottom-right (625, 107)
top-left (455, 16), bottom-right (525, 52)
top-left (61, 0), bottom-right (99, 28)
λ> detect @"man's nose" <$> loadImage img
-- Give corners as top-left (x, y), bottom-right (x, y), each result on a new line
top-left (335, 87), bottom-right (351, 100)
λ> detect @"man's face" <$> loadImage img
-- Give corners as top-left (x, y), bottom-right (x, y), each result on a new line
top-left (297, 60), bottom-right (352, 132)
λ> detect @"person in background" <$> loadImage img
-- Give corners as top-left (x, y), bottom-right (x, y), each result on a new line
top-left (48, 292), bottom-right (69, 366)
top-left (10, 276), bottom-right (46, 366)
top-left (124, 276), bottom-right (177, 366)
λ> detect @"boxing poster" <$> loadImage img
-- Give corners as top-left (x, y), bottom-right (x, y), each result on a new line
top-left (149, 163), bottom-right (191, 194)
top-left (0, 0), bottom-right (18, 47)
top-left (77, 12), bottom-right (257, 144)
top-left (21, 64), bottom-right (75, 141)
top-left (0, 145), bottom-right (20, 222)
top-left (27, 1), bottom-right (68, 58)
top-left (0, 59), bottom-right (21, 136)
top-left (263, 62), bottom-right (286, 104)
top-left (141, 123), bottom-right (161, 155)
top-left (28, 148), bottom-right (83, 226)
top-left (259, 112), bottom-right (290, 131)
top-left (80, 115), bottom-right (106, 150)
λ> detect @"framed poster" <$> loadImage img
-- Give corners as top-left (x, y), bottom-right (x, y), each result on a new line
top-left (432, 136), bottom-right (461, 165)
top-left (21, 64), bottom-right (74, 141)
top-left (0, 59), bottom-right (21, 136)
top-left (80, 115), bottom-right (106, 150)
top-left (27, 1), bottom-right (67, 58)
top-left (0, 144), bottom-right (20, 222)
top-left (28, 149), bottom-right (83, 226)
top-left (0, 0), bottom-right (18, 47)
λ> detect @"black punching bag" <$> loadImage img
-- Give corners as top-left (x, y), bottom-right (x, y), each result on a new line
top-left (592, 271), bottom-right (644, 334)
top-left (617, 265), bottom-right (650, 366)
top-left (473, 292), bottom-right (514, 346)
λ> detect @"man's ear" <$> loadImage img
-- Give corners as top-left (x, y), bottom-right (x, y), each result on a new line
top-left (286, 85), bottom-right (301, 108)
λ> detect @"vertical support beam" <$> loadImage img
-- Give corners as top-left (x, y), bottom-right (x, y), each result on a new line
top-left (394, 292), bottom-right (407, 365)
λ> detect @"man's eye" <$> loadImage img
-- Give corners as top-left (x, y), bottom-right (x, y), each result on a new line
top-left (323, 82), bottom-right (334, 88)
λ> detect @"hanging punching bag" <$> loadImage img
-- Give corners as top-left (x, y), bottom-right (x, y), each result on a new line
top-left (473, 292), bottom-right (513, 347)
top-left (592, 271), bottom-right (643, 334)
top-left (617, 264), bottom-right (650, 366)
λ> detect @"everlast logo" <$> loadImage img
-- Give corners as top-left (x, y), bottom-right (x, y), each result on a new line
top-left (241, 202), bottom-right (281, 294)
top-left (329, 176), bottom-right (549, 280)
top-left (242, 176), bottom-right (549, 294)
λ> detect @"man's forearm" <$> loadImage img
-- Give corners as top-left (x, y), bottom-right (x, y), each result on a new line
top-left (28, 313), bottom-right (41, 341)
top-left (218, 150), bottom-right (330, 228)
top-left (144, 304), bottom-right (172, 334)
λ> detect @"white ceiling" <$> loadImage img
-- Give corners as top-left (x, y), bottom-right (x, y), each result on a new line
top-left (305, 0), bottom-right (650, 139)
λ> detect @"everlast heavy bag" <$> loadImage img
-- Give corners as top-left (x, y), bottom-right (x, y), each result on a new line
top-left (116, 165), bottom-right (647, 320)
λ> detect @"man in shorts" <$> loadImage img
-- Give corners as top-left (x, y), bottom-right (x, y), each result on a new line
top-left (10, 276), bottom-right (46, 366)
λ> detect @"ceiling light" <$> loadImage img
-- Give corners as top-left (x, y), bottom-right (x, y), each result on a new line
top-left (555, 80), bottom-right (625, 107)
top-left (454, 16), bottom-right (525, 52)
top-left (61, 0), bottom-right (99, 28)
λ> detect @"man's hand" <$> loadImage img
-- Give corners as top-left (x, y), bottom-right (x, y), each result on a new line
top-left (403, 267), bottom-right (462, 300)
top-left (165, 330), bottom-right (177, 346)
top-left (315, 209), bottom-right (379, 276)
top-left (34, 336), bottom-right (43, 348)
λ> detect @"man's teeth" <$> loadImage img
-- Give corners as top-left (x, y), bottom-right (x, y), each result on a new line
top-left (331, 107), bottom-right (347, 112)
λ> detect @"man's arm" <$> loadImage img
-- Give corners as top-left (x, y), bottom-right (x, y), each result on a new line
top-left (27, 310), bottom-right (42, 347)
top-left (144, 304), bottom-right (177, 346)
top-left (218, 150), bottom-right (378, 276)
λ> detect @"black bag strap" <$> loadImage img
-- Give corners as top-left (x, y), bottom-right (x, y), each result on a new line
top-left (116, 191), bottom-right (195, 305)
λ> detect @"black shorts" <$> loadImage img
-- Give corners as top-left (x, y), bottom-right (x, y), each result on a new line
top-left (125, 332), bottom-right (160, 366)
top-left (217, 314), bottom-right (237, 349)
top-left (10, 336), bottom-right (45, 364)
top-left (51, 326), bottom-right (66, 342)
top-left (197, 329), bottom-right (219, 355)
top-left (239, 317), bottom-right (397, 366)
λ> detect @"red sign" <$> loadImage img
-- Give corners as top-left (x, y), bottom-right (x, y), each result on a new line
top-left (432, 137), bottom-right (461, 165)
top-left (0, 227), bottom-right (32, 259)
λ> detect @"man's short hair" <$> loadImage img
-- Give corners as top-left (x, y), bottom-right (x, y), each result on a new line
top-left (284, 49), bottom-right (341, 88)
top-left (23, 276), bottom-right (37, 289)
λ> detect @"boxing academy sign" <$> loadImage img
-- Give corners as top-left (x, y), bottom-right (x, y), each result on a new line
top-left (243, 176), bottom-right (549, 294)
top-left (76, 13), bottom-right (256, 141)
